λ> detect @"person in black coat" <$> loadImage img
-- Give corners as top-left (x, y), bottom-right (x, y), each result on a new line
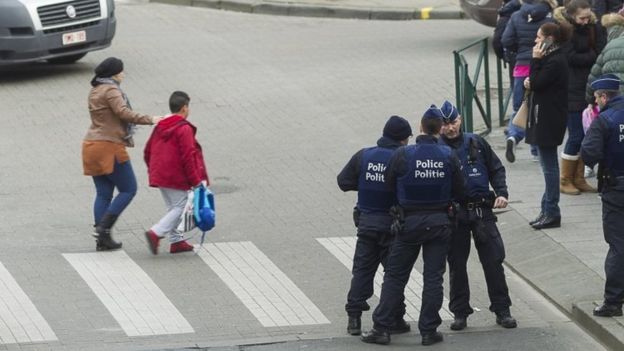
top-left (554, 0), bottom-right (605, 195)
top-left (523, 22), bottom-right (572, 229)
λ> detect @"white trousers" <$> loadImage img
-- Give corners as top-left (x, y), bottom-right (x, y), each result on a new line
top-left (151, 188), bottom-right (187, 243)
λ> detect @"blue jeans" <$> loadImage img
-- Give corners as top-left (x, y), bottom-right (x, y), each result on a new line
top-left (507, 77), bottom-right (526, 142)
top-left (537, 146), bottom-right (560, 217)
top-left (508, 76), bottom-right (538, 156)
top-left (563, 110), bottom-right (585, 155)
top-left (92, 160), bottom-right (138, 225)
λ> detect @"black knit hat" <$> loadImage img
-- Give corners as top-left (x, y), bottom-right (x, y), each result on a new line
top-left (383, 115), bottom-right (412, 141)
top-left (94, 57), bottom-right (124, 78)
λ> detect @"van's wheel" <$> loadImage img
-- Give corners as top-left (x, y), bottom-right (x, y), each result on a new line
top-left (47, 53), bottom-right (87, 64)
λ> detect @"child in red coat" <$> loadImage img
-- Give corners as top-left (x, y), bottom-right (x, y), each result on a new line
top-left (143, 91), bottom-right (209, 254)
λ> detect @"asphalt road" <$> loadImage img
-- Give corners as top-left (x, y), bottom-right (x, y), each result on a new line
top-left (0, 2), bottom-right (608, 350)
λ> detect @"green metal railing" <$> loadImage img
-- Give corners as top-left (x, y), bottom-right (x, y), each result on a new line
top-left (454, 37), bottom-right (514, 135)
top-left (496, 56), bottom-right (514, 128)
top-left (454, 37), bottom-right (492, 134)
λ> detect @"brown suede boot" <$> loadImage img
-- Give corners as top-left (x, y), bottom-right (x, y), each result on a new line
top-left (574, 157), bottom-right (597, 193)
top-left (560, 158), bottom-right (580, 195)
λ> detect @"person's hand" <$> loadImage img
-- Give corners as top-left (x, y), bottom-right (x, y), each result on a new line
top-left (532, 42), bottom-right (544, 59)
top-left (151, 116), bottom-right (164, 124)
top-left (493, 196), bottom-right (508, 209)
top-left (523, 77), bottom-right (530, 90)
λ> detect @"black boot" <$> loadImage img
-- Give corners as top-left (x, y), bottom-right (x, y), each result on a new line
top-left (347, 315), bottom-right (361, 335)
top-left (531, 215), bottom-right (561, 229)
top-left (361, 328), bottom-right (390, 345)
top-left (593, 304), bottom-right (623, 317)
top-left (450, 315), bottom-right (467, 330)
top-left (95, 214), bottom-right (122, 251)
top-left (421, 331), bottom-right (443, 346)
top-left (495, 310), bottom-right (517, 328)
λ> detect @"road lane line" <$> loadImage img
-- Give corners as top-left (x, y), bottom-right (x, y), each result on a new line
top-left (63, 251), bottom-right (194, 337)
top-left (0, 262), bottom-right (57, 344)
top-left (317, 237), bottom-right (453, 321)
top-left (198, 241), bottom-right (330, 327)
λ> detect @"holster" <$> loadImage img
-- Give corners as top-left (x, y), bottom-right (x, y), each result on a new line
top-left (352, 206), bottom-right (360, 228)
top-left (599, 166), bottom-right (619, 193)
top-left (389, 205), bottom-right (405, 236)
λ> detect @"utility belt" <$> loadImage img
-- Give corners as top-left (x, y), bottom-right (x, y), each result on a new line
top-left (389, 204), bottom-right (454, 235)
top-left (461, 192), bottom-right (495, 211)
top-left (402, 205), bottom-right (450, 216)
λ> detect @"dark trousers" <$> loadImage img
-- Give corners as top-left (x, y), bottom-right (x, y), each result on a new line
top-left (448, 209), bottom-right (511, 316)
top-left (373, 225), bottom-right (450, 334)
top-left (602, 190), bottom-right (624, 306)
top-left (345, 231), bottom-right (393, 316)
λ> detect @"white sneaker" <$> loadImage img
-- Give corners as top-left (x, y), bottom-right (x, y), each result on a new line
top-left (531, 155), bottom-right (540, 162)
top-left (585, 166), bottom-right (595, 178)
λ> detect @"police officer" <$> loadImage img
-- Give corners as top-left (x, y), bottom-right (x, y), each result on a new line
top-left (337, 115), bottom-right (413, 335)
top-left (361, 106), bottom-right (465, 346)
top-left (438, 100), bottom-right (517, 330)
top-left (581, 74), bottom-right (624, 317)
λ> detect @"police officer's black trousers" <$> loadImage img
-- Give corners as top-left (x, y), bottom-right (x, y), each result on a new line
top-left (602, 190), bottom-right (624, 306)
top-left (448, 215), bottom-right (511, 317)
top-left (345, 231), bottom-right (393, 317)
top-left (372, 225), bottom-right (450, 334)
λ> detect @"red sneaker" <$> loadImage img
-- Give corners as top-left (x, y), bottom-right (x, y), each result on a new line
top-left (170, 240), bottom-right (194, 254)
top-left (145, 230), bottom-right (161, 255)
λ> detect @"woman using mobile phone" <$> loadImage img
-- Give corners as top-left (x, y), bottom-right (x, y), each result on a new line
top-left (522, 22), bottom-right (573, 229)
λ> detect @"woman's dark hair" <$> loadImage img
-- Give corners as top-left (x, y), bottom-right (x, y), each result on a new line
top-left (421, 118), bottom-right (443, 135)
top-left (540, 22), bottom-right (573, 44)
top-left (564, 0), bottom-right (591, 15)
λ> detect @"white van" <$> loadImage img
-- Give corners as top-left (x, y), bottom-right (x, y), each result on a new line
top-left (0, 0), bottom-right (116, 65)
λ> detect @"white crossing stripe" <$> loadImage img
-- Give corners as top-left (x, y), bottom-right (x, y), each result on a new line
top-left (198, 241), bottom-right (330, 327)
top-left (317, 237), bottom-right (453, 321)
top-left (0, 262), bottom-right (57, 344)
top-left (63, 251), bottom-right (194, 337)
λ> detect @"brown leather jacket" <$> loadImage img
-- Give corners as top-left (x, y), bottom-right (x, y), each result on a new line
top-left (84, 83), bottom-right (153, 147)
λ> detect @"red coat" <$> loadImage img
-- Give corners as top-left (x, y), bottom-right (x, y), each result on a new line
top-left (144, 115), bottom-right (209, 190)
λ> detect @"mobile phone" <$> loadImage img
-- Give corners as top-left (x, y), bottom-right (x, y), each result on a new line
top-left (540, 38), bottom-right (554, 51)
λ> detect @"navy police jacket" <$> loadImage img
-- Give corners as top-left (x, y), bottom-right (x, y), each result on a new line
top-left (441, 132), bottom-right (509, 201)
top-left (385, 135), bottom-right (465, 210)
top-left (582, 95), bottom-right (624, 180)
top-left (337, 136), bottom-right (401, 231)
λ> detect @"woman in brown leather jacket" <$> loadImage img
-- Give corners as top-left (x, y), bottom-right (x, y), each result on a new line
top-left (82, 57), bottom-right (161, 251)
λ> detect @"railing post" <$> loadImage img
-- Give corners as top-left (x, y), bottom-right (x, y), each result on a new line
top-left (454, 51), bottom-right (461, 118)
top-left (497, 57), bottom-right (504, 127)
top-left (483, 38), bottom-right (491, 133)
top-left (463, 63), bottom-right (473, 133)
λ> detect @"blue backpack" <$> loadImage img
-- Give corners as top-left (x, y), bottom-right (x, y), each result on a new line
top-left (193, 185), bottom-right (215, 247)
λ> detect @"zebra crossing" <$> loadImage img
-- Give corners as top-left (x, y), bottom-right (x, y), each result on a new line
top-left (0, 238), bottom-right (450, 346)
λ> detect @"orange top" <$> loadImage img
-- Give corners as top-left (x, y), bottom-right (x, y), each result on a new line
top-left (82, 141), bottom-right (129, 176)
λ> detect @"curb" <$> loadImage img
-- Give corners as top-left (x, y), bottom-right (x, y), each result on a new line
top-left (572, 301), bottom-right (624, 351)
top-left (149, 0), bottom-right (465, 20)
top-left (497, 208), bottom-right (619, 350)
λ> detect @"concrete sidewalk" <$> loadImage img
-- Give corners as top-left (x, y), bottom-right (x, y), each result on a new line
top-left (149, 0), bottom-right (464, 20)
top-left (488, 127), bottom-right (623, 351)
